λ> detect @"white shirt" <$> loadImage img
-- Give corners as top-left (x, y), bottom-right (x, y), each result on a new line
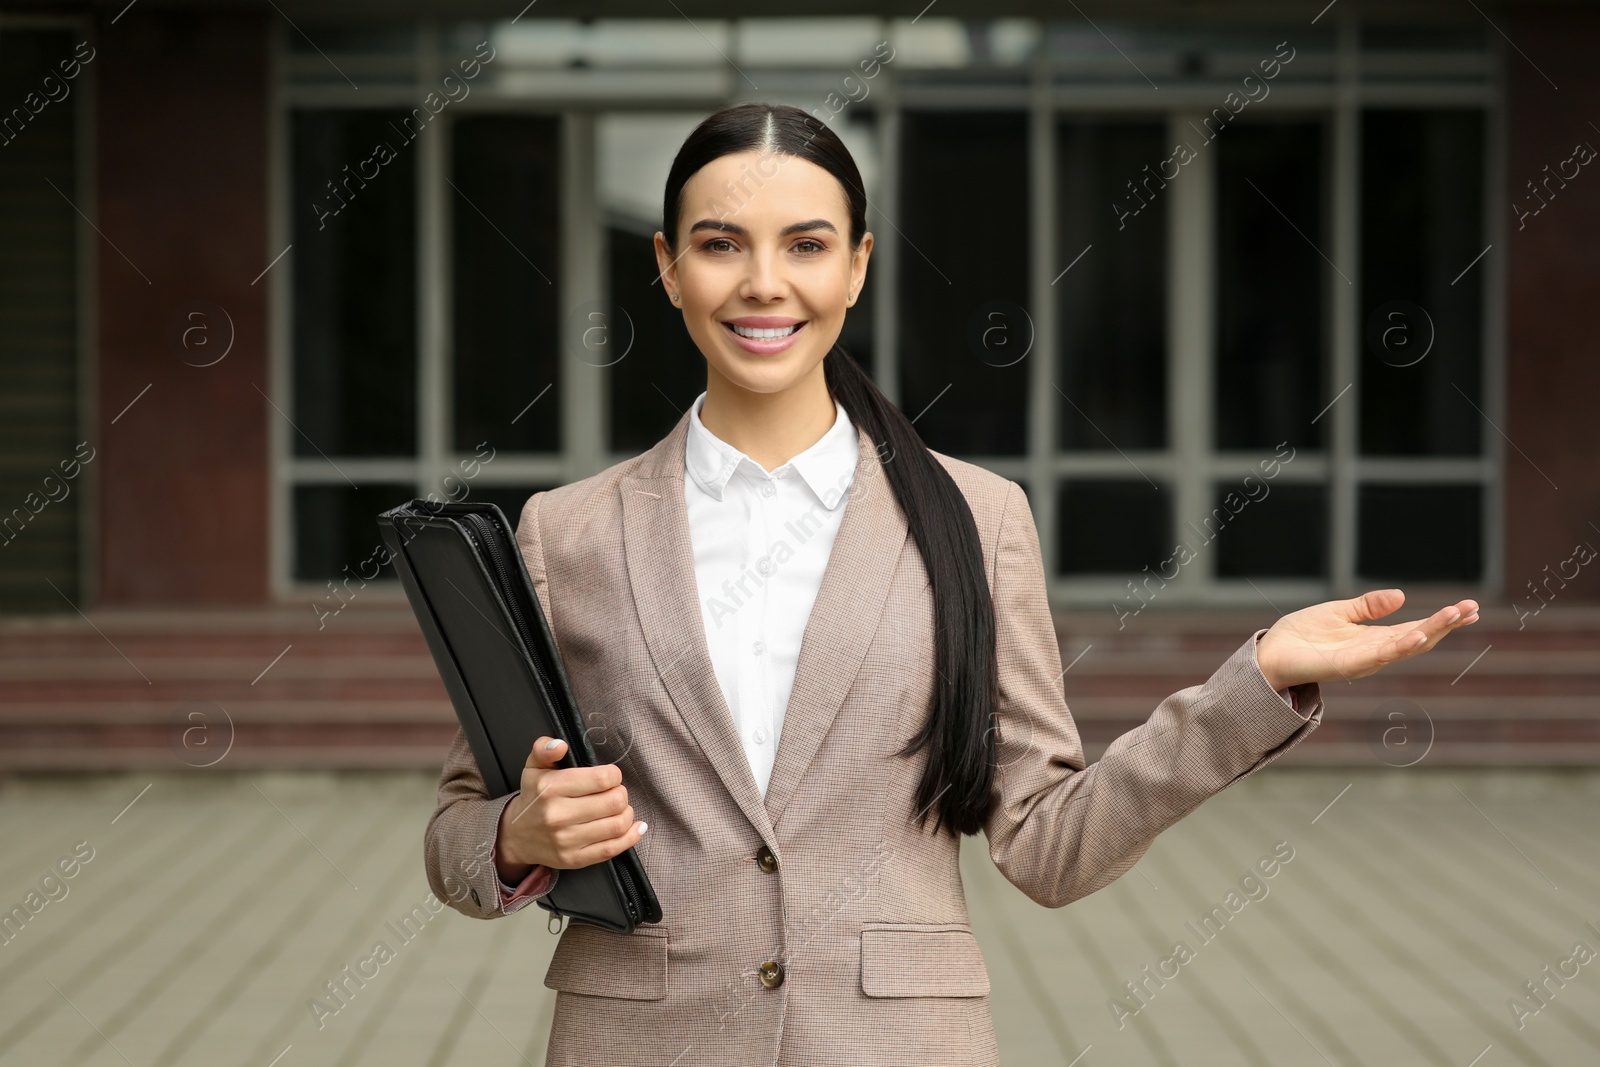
top-left (683, 390), bottom-right (860, 799)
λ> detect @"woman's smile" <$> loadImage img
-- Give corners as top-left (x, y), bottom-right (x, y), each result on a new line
top-left (721, 315), bottom-right (808, 355)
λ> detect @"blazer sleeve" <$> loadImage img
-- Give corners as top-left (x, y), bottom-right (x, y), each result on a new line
top-left (982, 479), bottom-right (1324, 909)
top-left (423, 727), bottom-right (560, 919)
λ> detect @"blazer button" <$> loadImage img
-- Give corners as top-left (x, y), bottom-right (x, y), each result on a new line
top-left (758, 960), bottom-right (785, 988)
top-left (756, 845), bottom-right (779, 873)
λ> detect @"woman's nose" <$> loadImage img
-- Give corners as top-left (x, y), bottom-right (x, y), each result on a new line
top-left (739, 251), bottom-right (788, 302)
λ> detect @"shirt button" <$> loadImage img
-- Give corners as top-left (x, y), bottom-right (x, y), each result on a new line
top-left (753, 728), bottom-right (768, 744)
top-left (760, 481), bottom-right (776, 497)
top-left (752, 640), bottom-right (765, 656)
top-left (756, 557), bottom-right (773, 576)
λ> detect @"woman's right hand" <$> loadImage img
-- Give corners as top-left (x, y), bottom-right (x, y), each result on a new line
top-left (494, 736), bottom-right (648, 883)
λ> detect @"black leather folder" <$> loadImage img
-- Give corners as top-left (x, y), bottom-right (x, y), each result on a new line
top-left (377, 499), bottom-right (662, 933)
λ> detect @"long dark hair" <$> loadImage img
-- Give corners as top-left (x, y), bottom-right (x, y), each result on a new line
top-left (661, 102), bottom-right (999, 837)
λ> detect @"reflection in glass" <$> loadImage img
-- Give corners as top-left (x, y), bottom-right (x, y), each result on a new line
top-left (890, 19), bottom-right (1039, 68)
top-left (1046, 23), bottom-right (1328, 81)
top-left (737, 19), bottom-right (887, 66)
top-left (453, 20), bottom-right (732, 68)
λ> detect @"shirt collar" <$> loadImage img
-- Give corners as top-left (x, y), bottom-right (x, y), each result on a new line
top-left (685, 390), bottom-right (859, 511)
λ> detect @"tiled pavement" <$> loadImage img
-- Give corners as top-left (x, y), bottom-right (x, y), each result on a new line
top-left (2, 767), bottom-right (1597, 1066)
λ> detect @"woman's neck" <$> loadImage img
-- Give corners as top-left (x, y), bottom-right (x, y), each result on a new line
top-left (699, 363), bottom-right (837, 473)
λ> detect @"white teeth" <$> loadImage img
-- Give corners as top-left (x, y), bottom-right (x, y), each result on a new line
top-left (730, 323), bottom-right (799, 340)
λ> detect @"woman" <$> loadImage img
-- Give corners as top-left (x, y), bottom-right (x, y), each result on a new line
top-left (424, 102), bottom-right (1478, 1066)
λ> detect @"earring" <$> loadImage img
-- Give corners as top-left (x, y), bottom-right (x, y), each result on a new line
top-left (671, 292), bottom-right (681, 303)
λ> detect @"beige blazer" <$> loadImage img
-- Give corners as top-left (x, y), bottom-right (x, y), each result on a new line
top-left (423, 408), bottom-right (1324, 1067)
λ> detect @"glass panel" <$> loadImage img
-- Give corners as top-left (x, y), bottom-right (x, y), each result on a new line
top-left (1056, 479), bottom-right (1171, 576)
top-left (899, 110), bottom-right (1030, 455)
top-left (293, 483), bottom-right (414, 584)
top-left (0, 29), bottom-right (81, 612)
top-left (890, 19), bottom-right (1040, 68)
top-left (451, 114), bottom-right (562, 454)
top-left (1047, 23), bottom-right (1327, 82)
top-left (736, 19), bottom-right (887, 67)
top-left (1212, 481), bottom-right (1327, 579)
top-left (1056, 119), bottom-right (1167, 451)
top-left (1359, 110), bottom-right (1484, 456)
top-left (291, 109), bottom-right (417, 458)
top-left (1214, 120), bottom-right (1327, 452)
top-left (286, 23), bottom-right (415, 55)
top-left (1358, 484), bottom-right (1481, 581)
top-left (452, 20), bottom-right (733, 68)
top-left (1360, 25), bottom-right (1488, 51)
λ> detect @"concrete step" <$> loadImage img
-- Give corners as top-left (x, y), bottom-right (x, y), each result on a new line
top-left (1, 603), bottom-right (1595, 772)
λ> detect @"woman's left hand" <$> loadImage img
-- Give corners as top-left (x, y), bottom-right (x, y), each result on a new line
top-left (1256, 588), bottom-right (1480, 690)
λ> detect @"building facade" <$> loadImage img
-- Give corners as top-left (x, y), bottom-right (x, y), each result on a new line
top-left (2, 2), bottom-right (1597, 622)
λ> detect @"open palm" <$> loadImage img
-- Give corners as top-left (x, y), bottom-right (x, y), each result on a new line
top-left (1256, 588), bottom-right (1480, 690)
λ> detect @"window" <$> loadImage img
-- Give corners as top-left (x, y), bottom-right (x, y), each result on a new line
top-left (898, 110), bottom-right (1030, 456)
top-left (1214, 120), bottom-right (1329, 452)
top-left (1056, 120), bottom-right (1168, 452)
top-left (277, 18), bottom-right (1498, 604)
top-left (451, 114), bottom-right (563, 454)
top-left (284, 99), bottom-right (565, 584)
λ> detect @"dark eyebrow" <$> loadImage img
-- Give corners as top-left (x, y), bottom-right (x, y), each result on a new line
top-left (687, 218), bottom-right (839, 238)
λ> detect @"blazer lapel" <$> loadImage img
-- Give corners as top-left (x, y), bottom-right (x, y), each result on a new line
top-left (619, 410), bottom-right (910, 840)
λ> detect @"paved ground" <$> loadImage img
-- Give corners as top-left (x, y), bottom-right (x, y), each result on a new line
top-left (2, 767), bottom-right (1597, 1066)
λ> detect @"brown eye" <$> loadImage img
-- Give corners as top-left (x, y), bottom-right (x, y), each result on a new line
top-left (794, 239), bottom-right (825, 254)
top-left (704, 237), bottom-right (736, 253)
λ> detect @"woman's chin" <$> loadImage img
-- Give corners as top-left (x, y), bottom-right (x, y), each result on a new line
top-left (710, 354), bottom-right (825, 396)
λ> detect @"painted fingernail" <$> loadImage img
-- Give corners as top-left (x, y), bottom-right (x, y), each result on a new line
top-left (545, 738), bottom-right (563, 750)
top-left (637, 821), bottom-right (649, 834)
top-left (1447, 611), bottom-right (1461, 624)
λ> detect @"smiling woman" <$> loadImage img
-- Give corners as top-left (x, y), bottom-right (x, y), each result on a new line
top-left (422, 101), bottom-right (1480, 1067)
top-left (653, 127), bottom-right (873, 473)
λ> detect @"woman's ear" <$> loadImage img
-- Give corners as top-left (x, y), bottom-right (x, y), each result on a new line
top-left (652, 230), bottom-right (680, 304)
top-left (848, 232), bottom-right (874, 306)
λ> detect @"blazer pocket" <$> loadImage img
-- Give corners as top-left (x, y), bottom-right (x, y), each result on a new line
top-left (859, 921), bottom-right (991, 998)
top-left (543, 922), bottom-right (669, 1001)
